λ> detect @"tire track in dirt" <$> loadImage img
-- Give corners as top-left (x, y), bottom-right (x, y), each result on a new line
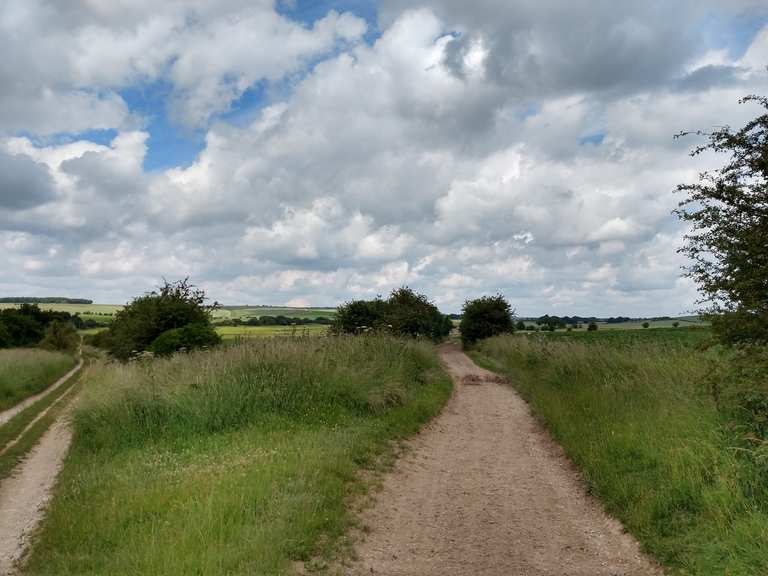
top-left (0, 415), bottom-right (72, 575)
top-left (0, 360), bottom-right (82, 427)
top-left (345, 343), bottom-right (663, 576)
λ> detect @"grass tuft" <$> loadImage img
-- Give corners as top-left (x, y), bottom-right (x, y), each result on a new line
top-left (0, 348), bottom-right (76, 412)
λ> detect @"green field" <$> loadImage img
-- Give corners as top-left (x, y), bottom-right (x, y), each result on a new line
top-left (0, 303), bottom-right (336, 324)
top-left (216, 325), bottom-right (328, 339)
top-left (0, 349), bottom-right (77, 412)
top-left (25, 336), bottom-right (451, 575)
top-left (471, 328), bottom-right (766, 576)
top-left (214, 306), bottom-right (336, 321)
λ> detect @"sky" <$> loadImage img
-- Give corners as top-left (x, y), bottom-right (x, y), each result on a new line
top-left (1, 1), bottom-right (767, 315)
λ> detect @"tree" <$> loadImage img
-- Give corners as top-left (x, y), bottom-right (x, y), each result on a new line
top-left (40, 320), bottom-right (79, 353)
top-left (149, 323), bottom-right (221, 356)
top-left (459, 294), bottom-right (514, 346)
top-left (515, 320), bottom-right (527, 331)
top-left (332, 287), bottom-right (451, 341)
top-left (676, 95), bottom-right (768, 344)
top-left (332, 298), bottom-right (389, 334)
top-left (106, 279), bottom-right (220, 360)
top-left (587, 322), bottom-right (598, 331)
top-left (673, 321), bottom-right (680, 328)
top-left (642, 322), bottom-right (650, 329)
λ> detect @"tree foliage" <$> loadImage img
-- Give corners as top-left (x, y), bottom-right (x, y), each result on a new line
top-left (149, 323), bottom-right (221, 357)
top-left (459, 294), bottom-right (514, 346)
top-left (676, 95), bottom-right (768, 344)
top-left (40, 320), bottom-right (79, 353)
top-left (0, 304), bottom-right (78, 348)
top-left (105, 279), bottom-right (220, 360)
top-left (332, 287), bottom-right (451, 341)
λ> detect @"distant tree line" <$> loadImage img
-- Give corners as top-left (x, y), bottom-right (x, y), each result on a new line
top-left (0, 297), bottom-right (93, 304)
top-left (216, 316), bottom-right (333, 327)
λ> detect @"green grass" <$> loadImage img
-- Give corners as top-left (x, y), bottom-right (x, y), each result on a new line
top-left (0, 349), bottom-right (77, 411)
top-left (215, 324), bottom-right (329, 340)
top-left (25, 336), bottom-right (451, 575)
top-left (472, 328), bottom-right (767, 576)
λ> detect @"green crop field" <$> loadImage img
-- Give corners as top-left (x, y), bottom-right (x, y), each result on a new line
top-left (0, 303), bottom-right (336, 324)
top-left (216, 324), bottom-right (329, 339)
top-left (214, 306), bottom-right (337, 321)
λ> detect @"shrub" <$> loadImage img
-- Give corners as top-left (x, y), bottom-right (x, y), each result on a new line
top-left (0, 322), bottom-right (9, 348)
top-left (709, 310), bottom-right (768, 345)
top-left (332, 299), bottom-right (388, 334)
top-left (40, 320), bottom-right (79, 353)
top-left (673, 321), bottom-right (680, 328)
top-left (105, 279), bottom-right (219, 360)
top-left (332, 287), bottom-right (450, 341)
top-left (459, 294), bottom-right (514, 346)
top-left (385, 287), bottom-right (451, 341)
top-left (642, 322), bottom-right (650, 329)
top-left (587, 322), bottom-right (598, 331)
top-left (149, 323), bottom-right (222, 357)
top-left (515, 320), bottom-right (527, 331)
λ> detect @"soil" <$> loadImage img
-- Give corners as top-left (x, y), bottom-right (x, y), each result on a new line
top-left (0, 416), bottom-right (72, 575)
top-left (344, 343), bottom-right (663, 576)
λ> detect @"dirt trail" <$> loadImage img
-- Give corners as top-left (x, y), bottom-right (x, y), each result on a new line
top-left (0, 360), bottom-right (82, 427)
top-left (346, 344), bottom-right (662, 576)
top-left (0, 415), bottom-right (72, 575)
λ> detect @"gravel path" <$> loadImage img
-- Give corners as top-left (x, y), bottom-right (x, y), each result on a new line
top-left (346, 343), bottom-right (663, 576)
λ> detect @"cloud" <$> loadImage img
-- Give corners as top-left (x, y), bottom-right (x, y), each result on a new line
top-left (0, 151), bottom-right (56, 210)
top-left (1, 2), bottom-right (767, 315)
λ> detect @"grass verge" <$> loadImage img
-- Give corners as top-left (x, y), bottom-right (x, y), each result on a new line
top-left (471, 329), bottom-right (767, 576)
top-left (0, 349), bottom-right (76, 411)
top-left (24, 335), bottom-right (451, 575)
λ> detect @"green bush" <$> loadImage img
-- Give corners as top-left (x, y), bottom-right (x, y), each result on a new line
top-left (149, 323), bottom-right (222, 357)
top-left (459, 294), bottom-right (514, 346)
top-left (332, 298), bottom-right (389, 334)
top-left (40, 320), bottom-right (79, 353)
top-left (587, 322), bottom-right (598, 331)
top-left (332, 287), bottom-right (450, 341)
top-left (709, 310), bottom-right (768, 345)
top-left (642, 322), bottom-right (650, 329)
top-left (0, 322), bottom-right (9, 348)
top-left (105, 279), bottom-right (219, 360)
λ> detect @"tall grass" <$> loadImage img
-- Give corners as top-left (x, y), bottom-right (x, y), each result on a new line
top-left (0, 348), bottom-right (76, 411)
top-left (25, 335), bottom-right (451, 575)
top-left (473, 331), bottom-right (768, 576)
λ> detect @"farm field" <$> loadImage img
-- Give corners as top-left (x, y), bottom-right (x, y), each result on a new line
top-left (216, 324), bottom-right (329, 339)
top-left (0, 349), bottom-right (77, 412)
top-left (78, 325), bottom-right (330, 339)
top-left (0, 303), bottom-right (336, 324)
top-left (471, 328), bottom-right (766, 576)
top-left (23, 336), bottom-right (451, 575)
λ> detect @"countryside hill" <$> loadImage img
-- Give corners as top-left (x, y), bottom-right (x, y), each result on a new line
top-left (1, 2), bottom-right (767, 576)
